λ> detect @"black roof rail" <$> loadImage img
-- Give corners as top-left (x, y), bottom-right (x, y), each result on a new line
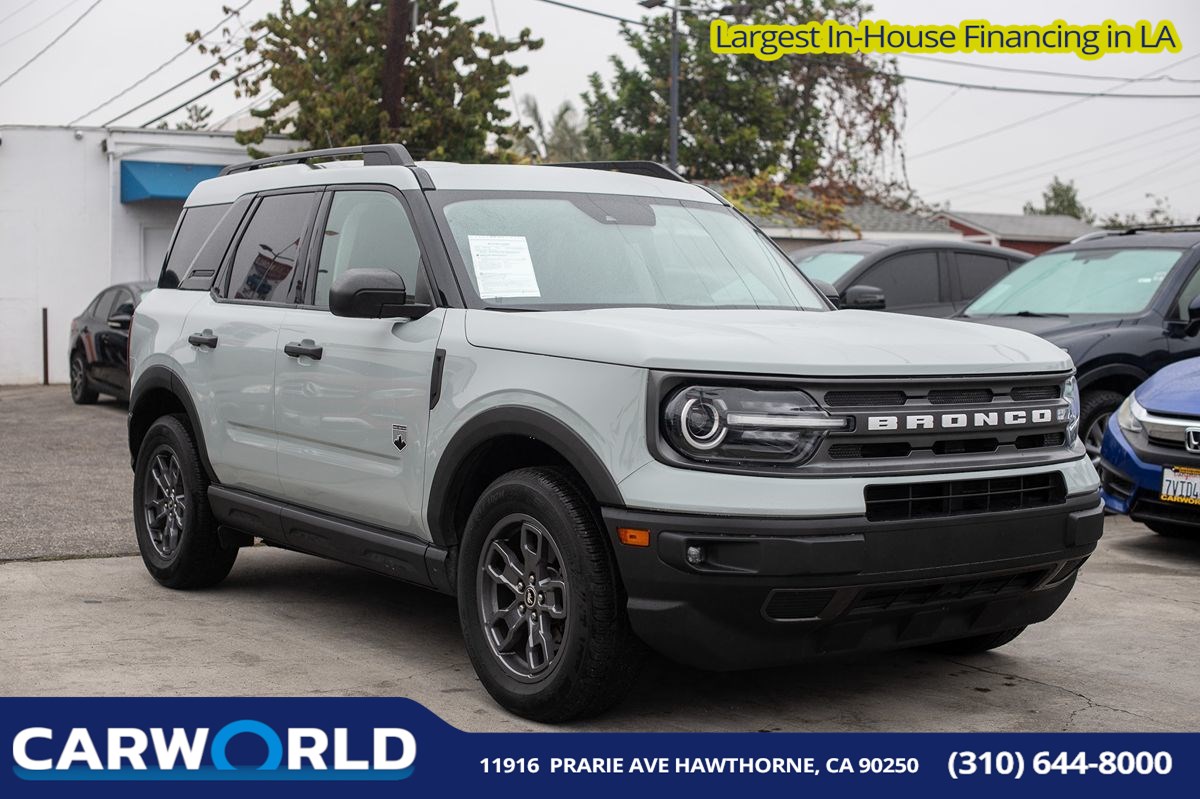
top-left (219, 143), bottom-right (416, 176)
top-left (546, 160), bottom-right (688, 183)
top-left (1112, 223), bottom-right (1200, 235)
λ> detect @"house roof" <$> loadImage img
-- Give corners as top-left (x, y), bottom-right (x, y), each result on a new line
top-left (936, 210), bottom-right (1097, 242)
top-left (742, 201), bottom-right (956, 235)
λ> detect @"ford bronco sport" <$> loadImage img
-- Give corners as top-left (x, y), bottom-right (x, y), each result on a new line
top-left (128, 144), bottom-right (1103, 722)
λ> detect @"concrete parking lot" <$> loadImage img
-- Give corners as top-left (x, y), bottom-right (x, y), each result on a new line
top-left (2, 384), bottom-right (1198, 732)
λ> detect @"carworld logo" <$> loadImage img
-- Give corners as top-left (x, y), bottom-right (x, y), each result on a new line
top-left (11, 719), bottom-right (416, 781)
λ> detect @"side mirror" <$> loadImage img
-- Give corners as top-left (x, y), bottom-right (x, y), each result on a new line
top-left (843, 284), bottom-right (886, 310)
top-left (106, 312), bottom-right (132, 330)
top-left (810, 279), bottom-right (841, 309)
top-left (329, 269), bottom-right (432, 320)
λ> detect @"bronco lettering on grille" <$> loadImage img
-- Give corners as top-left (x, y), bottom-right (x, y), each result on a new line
top-left (866, 408), bottom-right (1057, 432)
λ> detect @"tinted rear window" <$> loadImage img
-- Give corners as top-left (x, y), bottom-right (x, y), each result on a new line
top-left (160, 203), bottom-right (232, 288)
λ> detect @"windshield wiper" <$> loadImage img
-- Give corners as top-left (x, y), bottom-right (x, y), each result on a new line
top-left (994, 310), bottom-right (1069, 318)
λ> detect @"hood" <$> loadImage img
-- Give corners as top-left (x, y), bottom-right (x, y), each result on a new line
top-left (465, 308), bottom-right (1073, 377)
top-left (1136, 358), bottom-right (1200, 417)
top-left (964, 313), bottom-right (1127, 368)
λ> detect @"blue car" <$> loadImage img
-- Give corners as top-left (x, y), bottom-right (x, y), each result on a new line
top-left (1100, 358), bottom-right (1200, 536)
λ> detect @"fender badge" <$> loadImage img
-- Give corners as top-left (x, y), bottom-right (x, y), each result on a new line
top-left (392, 424), bottom-right (408, 452)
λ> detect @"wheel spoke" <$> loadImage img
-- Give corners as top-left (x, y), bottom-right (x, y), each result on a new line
top-left (485, 541), bottom-right (524, 593)
top-left (520, 522), bottom-right (543, 575)
top-left (536, 577), bottom-right (568, 619)
top-left (489, 601), bottom-right (527, 652)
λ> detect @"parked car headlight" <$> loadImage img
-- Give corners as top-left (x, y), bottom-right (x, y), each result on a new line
top-left (1064, 376), bottom-right (1080, 441)
top-left (1116, 393), bottom-right (1145, 435)
top-left (662, 386), bottom-right (849, 466)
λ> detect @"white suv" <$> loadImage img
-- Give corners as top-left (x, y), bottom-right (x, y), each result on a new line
top-left (128, 144), bottom-right (1103, 721)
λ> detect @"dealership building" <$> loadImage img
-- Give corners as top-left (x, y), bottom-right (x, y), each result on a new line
top-left (0, 125), bottom-right (291, 385)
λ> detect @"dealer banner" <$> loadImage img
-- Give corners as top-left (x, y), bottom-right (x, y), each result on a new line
top-left (0, 698), bottom-right (1192, 797)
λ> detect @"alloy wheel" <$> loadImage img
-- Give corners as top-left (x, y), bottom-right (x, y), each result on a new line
top-left (70, 357), bottom-right (84, 400)
top-left (477, 514), bottom-right (570, 681)
top-left (1084, 412), bottom-right (1111, 469)
top-left (143, 448), bottom-right (186, 558)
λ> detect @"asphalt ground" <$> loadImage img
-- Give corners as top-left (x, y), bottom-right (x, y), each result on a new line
top-left (2, 385), bottom-right (1198, 732)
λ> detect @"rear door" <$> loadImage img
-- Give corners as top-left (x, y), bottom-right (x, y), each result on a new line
top-left (951, 250), bottom-right (1014, 313)
top-left (180, 189), bottom-right (320, 497)
top-left (81, 288), bottom-right (118, 383)
top-left (856, 250), bottom-right (949, 316)
top-left (93, 287), bottom-right (134, 388)
top-left (274, 187), bottom-right (445, 534)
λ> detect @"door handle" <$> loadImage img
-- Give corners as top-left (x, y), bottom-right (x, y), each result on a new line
top-left (187, 332), bottom-right (218, 349)
top-left (284, 341), bottom-right (323, 360)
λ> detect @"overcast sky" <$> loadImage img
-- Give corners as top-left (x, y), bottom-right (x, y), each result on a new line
top-left (1, 0), bottom-right (1198, 220)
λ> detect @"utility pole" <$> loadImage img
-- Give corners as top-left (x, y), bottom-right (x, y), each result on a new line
top-left (668, 1), bottom-right (679, 172)
top-left (382, 0), bottom-right (416, 128)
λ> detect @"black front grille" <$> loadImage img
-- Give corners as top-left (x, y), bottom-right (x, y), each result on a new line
top-left (1015, 432), bottom-right (1067, 449)
top-left (1131, 495), bottom-right (1200, 527)
top-left (824, 390), bottom-right (907, 407)
top-left (829, 442), bottom-right (912, 459)
top-left (1100, 467), bottom-right (1135, 502)
top-left (864, 473), bottom-right (1067, 522)
top-left (852, 568), bottom-right (1049, 613)
top-left (931, 437), bottom-right (998, 455)
top-left (1011, 385), bottom-right (1061, 402)
top-left (762, 589), bottom-right (836, 621)
top-left (928, 388), bottom-right (993, 405)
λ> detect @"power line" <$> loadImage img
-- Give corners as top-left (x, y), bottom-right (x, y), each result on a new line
top-left (0, 0), bottom-right (46, 29)
top-left (0, 0), bottom-right (85, 49)
top-left (140, 62), bottom-right (263, 128)
top-left (209, 87), bottom-right (280, 130)
top-left (909, 51), bottom-right (1200, 160)
top-left (101, 32), bottom-right (269, 126)
top-left (0, 0), bottom-right (104, 92)
top-left (900, 53), bottom-right (1200, 84)
top-left (531, 0), bottom-right (1200, 99)
top-left (68, 0), bottom-right (256, 125)
top-left (930, 110), bottom-right (1200, 197)
top-left (1085, 142), bottom-right (1200, 202)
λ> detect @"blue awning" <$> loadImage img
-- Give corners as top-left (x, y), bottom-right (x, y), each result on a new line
top-left (120, 161), bottom-right (224, 203)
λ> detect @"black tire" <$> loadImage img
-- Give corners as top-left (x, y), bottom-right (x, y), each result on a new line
top-left (927, 626), bottom-right (1027, 655)
top-left (1146, 521), bottom-right (1200, 539)
top-left (133, 413), bottom-right (237, 589)
top-left (1080, 389), bottom-right (1124, 467)
top-left (458, 467), bottom-right (645, 722)
top-left (69, 351), bottom-right (98, 405)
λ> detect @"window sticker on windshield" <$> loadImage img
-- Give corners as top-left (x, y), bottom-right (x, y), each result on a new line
top-left (468, 235), bottom-right (541, 299)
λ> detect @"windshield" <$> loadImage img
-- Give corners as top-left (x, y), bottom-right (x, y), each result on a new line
top-left (964, 247), bottom-right (1185, 316)
top-left (791, 250), bottom-right (867, 284)
top-left (434, 192), bottom-right (826, 310)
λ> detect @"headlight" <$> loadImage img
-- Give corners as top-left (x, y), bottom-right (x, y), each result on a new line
top-left (1064, 376), bottom-right (1080, 441)
top-left (1116, 393), bottom-right (1145, 434)
top-left (662, 386), bottom-right (850, 466)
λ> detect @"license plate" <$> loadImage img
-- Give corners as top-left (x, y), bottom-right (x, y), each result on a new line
top-left (1160, 466), bottom-right (1200, 505)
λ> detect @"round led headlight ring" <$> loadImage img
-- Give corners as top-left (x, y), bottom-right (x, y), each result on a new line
top-left (679, 397), bottom-right (727, 451)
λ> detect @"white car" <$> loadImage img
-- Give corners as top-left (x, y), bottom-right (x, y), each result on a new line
top-left (127, 144), bottom-right (1102, 721)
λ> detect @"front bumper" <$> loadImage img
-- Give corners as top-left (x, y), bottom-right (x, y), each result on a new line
top-left (603, 490), bottom-right (1103, 670)
top-left (1100, 414), bottom-right (1200, 530)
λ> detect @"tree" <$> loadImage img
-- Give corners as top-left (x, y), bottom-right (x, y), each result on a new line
top-left (191, 0), bottom-right (541, 159)
top-left (1023, 176), bottom-right (1095, 222)
top-left (582, 0), bottom-right (904, 189)
top-left (1099, 194), bottom-right (1188, 229)
top-left (156, 103), bottom-right (213, 131)
top-left (516, 96), bottom-right (594, 162)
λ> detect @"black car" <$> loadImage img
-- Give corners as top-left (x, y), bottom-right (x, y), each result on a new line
top-left (789, 239), bottom-right (1029, 317)
top-left (68, 281), bottom-right (156, 404)
top-left (962, 228), bottom-right (1200, 466)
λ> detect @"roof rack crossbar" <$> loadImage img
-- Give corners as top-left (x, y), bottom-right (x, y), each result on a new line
top-left (219, 143), bottom-right (416, 176)
top-left (546, 160), bottom-right (687, 183)
top-left (1116, 223), bottom-right (1200, 235)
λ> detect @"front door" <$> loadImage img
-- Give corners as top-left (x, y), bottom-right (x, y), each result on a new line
top-left (274, 188), bottom-right (443, 535)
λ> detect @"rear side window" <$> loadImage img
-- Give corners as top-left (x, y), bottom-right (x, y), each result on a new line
top-left (160, 203), bottom-right (232, 289)
top-left (956, 252), bottom-right (1011, 300)
top-left (861, 252), bottom-right (940, 307)
top-left (221, 193), bottom-right (317, 303)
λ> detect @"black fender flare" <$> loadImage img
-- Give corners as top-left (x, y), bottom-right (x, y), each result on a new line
top-left (127, 365), bottom-right (216, 482)
top-left (1077, 362), bottom-right (1149, 393)
top-left (426, 406), bottom-right (624, 548)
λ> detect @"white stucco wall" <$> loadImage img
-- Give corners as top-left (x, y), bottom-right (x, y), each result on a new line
top-left (0, 126), bottom-right (292, 385)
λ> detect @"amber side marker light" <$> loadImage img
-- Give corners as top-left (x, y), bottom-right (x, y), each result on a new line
top-left (618, 528), bottom-right (650, 547)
